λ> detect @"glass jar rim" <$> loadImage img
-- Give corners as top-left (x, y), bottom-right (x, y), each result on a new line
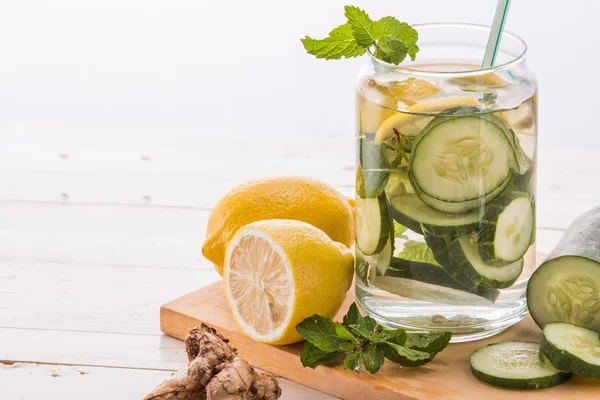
top-left (367, 22), bottom-right (528, 77)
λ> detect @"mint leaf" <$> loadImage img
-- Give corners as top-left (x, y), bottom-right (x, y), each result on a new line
top-left (300, 342), bottom-right (345, 368)
top-left (296, 315), bottom-right (359, 352)
top-left (382, 341), bottom-right (432, 366)
top-left (375, 35), bottom-right (408, 65)
top-left (396, 240), bottom-right (440, 266)
top-left (344, 351), bottom-right (363, 372)
top-left (376, 17), bottom-right (419, 60)
top-left (344, 6), bottom-right (383, 47)
top-left (343, 303), bottom-right (361, 327)
top-left (393, 221), bottom-right (409, 239)
top-left (362, 343), bottom-right (385, 374)
top-left (405, 332), bottom-right (452, 354)
top-left (375, 327), bottom-right (407, 345)
top-left (301, 23), bottom-right (367, 60)
top-left (348, 315), bottom-right (378, 340)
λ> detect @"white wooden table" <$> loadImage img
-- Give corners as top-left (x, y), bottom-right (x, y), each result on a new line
top-left (0, 131), bottom-right (596, 399)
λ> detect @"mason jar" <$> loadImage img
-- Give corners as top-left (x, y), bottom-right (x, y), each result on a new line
top-left (354, 23), bottom-right (537, 342)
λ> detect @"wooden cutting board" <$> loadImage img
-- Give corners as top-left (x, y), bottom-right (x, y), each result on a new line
top-left (160, 265), bottom-right (600, 399)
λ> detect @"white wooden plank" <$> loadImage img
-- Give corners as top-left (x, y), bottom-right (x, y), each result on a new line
top-left (0, 363), bottom-right (173, 400)
top-left (0, 362), bottom-right (335, 400)
top-left (0, 328), bottom-right (187, 370)
top-left (0, 230), bottom-right (204, 269)
top-left (0, 261), bottom-right (219, 335)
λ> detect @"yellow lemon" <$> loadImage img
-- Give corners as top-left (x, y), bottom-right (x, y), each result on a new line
top-left (202, 177), bottom-right (354, 276)
top-left (224, 219), bottom-right (354, 344)
top-left (358, 78), bottom-right (440, 134)
top-left (374, 96), bottom-right (482, 143)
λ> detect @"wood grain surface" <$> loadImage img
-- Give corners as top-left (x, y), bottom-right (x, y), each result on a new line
top-left (161, 279), bottom-right (600, 400)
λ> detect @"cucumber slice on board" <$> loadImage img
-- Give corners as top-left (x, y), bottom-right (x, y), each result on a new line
top-left (384, 257), bottom-right (500, 304)
top-left (409, 113), bottom-right (517, 213)
top-left (470, 341), bottom-right (572, 389)
top-left (414, 173), bottom-right (511, 214)
top-left (478, 191), bottom-right (534, 266)
top-left (527, 205), bottom-right (600, 331)
top-left (355, 194), bottom-right (391, 255)
top-left (426, 234), bottom-right (523, 290)
top-left (541, 322), bottom-right (600, 379)
top-left (389, 194), bottom-right (480, 237)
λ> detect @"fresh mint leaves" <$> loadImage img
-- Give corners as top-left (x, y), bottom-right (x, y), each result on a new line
top-left (302, 5), bottom-right (419, 65)
top-left (396, 240), bottom-right (440, 266)
top-left (296, 303), bottom-right (451, 374)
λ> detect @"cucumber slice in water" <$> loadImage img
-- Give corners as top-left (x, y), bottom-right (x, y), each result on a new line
top-left (356, 194), bottom-right (391, 255)
top-left (373, 276), bottom-right (499, 306)
top-left (478, 192), bottom-right (534, 265)
top-left (389, 194), bottom-right (480, 237)
top-left (527, 205), bottom-right (600, 331)
top-left (470, 342), bottom-right (572, 389)
top-left (384, 257), bottom-right (500, 304)
top-left (427, 234), bottom-right (523, 290)
top-left (415, 173), bottom-right (511, 214)
top-left (541, 322), bottom-right (600, 379)
top-left (356, 231), bottom-right (394, 285)
top-left (409, 114), bottom-right (517, 213)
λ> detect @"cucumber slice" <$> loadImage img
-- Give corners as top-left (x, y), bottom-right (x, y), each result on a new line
top-left (427, 234), bottom-right (523, 290)
top-left (415, 173), bottom-right (511, 214)
top-left (385, 257), bottom-right (500, 303)
top-left (356, 228), bottom-right (394, 285)
top-left (357, 138), bottom-right (390, 199)
top-left (374, 276), bottom-right (499, 306)
top-left (470, 342), bottom-right (572, 389)
top-left (409, 113), bottom-right (517, 212)
top-left (384, 169), bottom-right (414, 198)
top-left (389, 194), bottom-right (480, 237)
top-left (355, 194), bottom-right (391, 255)
top-left (541, 322), bottom-right (600, 379)
top-left (478, 192), bottom-right (534, 265)
top-left (527, 205), bottom-right (600, 331)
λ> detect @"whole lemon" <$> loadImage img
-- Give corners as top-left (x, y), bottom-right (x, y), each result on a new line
top-left (202, 177), bottom-right (355, 276)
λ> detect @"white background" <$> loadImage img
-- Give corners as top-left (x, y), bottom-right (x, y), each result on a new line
top-left (0, 0), bottom-right (598, 149)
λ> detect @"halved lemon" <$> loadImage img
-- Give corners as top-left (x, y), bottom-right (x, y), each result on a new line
top-left (224, 219), bottom-right (354, 345)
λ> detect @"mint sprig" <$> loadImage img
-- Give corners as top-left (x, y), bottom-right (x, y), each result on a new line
top-left (296, 303), bottom-right (451, 374)
top-left (301, 5), bottom-right (419, 65)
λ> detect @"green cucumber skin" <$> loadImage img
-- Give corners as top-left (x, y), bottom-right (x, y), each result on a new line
top-left (375, 194), bottom-right (392, 254)
top-left (389, 208), bottom-right (477, 237)
top-left (470, 364), bottom-right (571, 390)
top-left (389, 210), bottom-right (424, 235)
top-left (541, 333), bottom-right (600, 378)
top-left (536, 204), bottom-right (600, 267)
top-left (527, 205), bottom-right (600, 329)
top-left (385, 257), bottom-right (500, 303)
top-left (360, 194), bottom-right (392, 255)
top-left (477, 191), bottom-right (534, 266)
top-left (426, 233), bottom-right (522, 290)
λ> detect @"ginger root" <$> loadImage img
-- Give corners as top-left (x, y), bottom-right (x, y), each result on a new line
top-left (144, 324), bottom-right (281, 400)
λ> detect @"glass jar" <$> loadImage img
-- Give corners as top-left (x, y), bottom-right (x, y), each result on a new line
top-left (354, 23), bottom-right (537, 342)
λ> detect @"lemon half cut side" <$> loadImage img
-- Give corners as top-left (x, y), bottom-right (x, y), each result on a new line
top-left (223, 219), bottom-right (355, 345)
top-left (225, 229), bottom-right (295, 343)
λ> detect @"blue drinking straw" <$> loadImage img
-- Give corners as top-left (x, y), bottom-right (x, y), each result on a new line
top-left (482, 0), bottom-right (512, 68)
